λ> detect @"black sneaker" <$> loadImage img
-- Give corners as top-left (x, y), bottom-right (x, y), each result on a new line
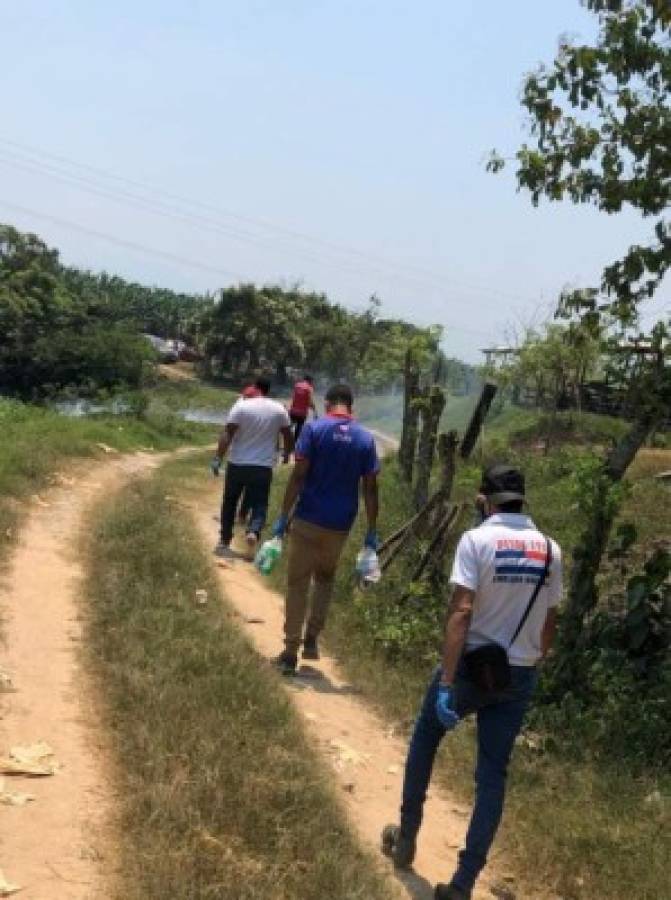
top-left (302, 635), bottom-right (320, 660)
top-left (435, 884), bottom-right (471, 899)
top-left (273, 651), bottom-right (297, 676)
top-left (381, 824), bottom-right (416, 869)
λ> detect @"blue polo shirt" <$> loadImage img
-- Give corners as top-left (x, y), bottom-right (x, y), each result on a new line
top-left (294, 414), bottom-right (380, 531)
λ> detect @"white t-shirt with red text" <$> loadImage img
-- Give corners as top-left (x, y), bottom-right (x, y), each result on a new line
top-left (450, 513), bottom-right (562, 666)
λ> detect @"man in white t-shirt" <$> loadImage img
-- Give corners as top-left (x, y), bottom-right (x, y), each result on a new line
top-left (211, 377), bottom-right (293, 558)
top-left (382, 464), bottom-right (562, 900)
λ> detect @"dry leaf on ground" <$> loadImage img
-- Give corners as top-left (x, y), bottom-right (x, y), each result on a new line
top-left (328, 739), bottom-right (370, 768)
top-left (0, 777), bottom-right (36, 806)
top-left (0, 869), bottom-right (21, 896)
top-left (95, 443), bottom-right (117, 454)
top-left (0, 742), bottom-right (57, 776)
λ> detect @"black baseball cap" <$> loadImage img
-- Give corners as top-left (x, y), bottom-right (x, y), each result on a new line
top-left (480, 464), bottom-right (525, 505)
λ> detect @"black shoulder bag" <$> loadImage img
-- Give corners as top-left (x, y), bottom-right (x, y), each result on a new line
top-left (462, 537), bottom-right (552, 693)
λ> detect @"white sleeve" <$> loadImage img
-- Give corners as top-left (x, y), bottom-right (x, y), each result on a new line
top-left (546, 540), bottom-right (563, 607)
top-left (226, 399), bottom-right (244, 425)
top-left (450, 532), bottom-right (479, 591)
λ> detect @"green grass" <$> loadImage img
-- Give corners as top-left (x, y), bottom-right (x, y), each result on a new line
top-left (354, 391), bottom-right (479, 438)
top-left (83, 462), bottom-right (390, 900)
top-left (353, 393), bottom-right (404, 436)
top-left (0, 387), bottom-right (222, 570)
top-left (147, 375), bottom-right (237, 413)
top-left (260, 411), bottom-right (671, 900)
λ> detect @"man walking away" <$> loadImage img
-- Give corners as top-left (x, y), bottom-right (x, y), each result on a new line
top-left (382, 465), bottom-right (562, 899)
top-left (240, 381), bottom-right (261, 399)
top-left (237, 381), bottom-right (263, 525)
top-left (288, 374), bottom-right (316, 442)
top-left (272, 383), bottom-right (380, 675)
top-left (212, 377), bottom-right (293, 558)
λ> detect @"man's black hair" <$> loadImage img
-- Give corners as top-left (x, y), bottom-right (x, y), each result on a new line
top-left (325, 383), bottom-right (354, 408)
top-left (304, 374), bottom-right (314, 384)
top-left (254, 376), bottom-right (271, 395)
top-left (497, 499), bottom-right (524, 514)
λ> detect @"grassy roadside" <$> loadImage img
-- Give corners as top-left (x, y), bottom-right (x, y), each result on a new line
top-left (262, 421), bottom-right (670, 900)
top-left (0, 379), bottom-right (235, 570)
top-left (82, 460), bottom-right (390, 900)
top-left (147, 374), bottom-right (236, 413)
top-left (353, 392), bottom-right (476, 438)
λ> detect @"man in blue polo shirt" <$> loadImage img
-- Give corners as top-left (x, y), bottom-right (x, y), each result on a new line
top-left (271, 383), bottom-right (380, 675)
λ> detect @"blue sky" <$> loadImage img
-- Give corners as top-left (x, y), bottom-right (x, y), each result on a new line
top-left (1, 1), bottom-right (663, 361)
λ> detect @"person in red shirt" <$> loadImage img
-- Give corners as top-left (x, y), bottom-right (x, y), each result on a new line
top-left (289, 375), bottom-right (316, 442)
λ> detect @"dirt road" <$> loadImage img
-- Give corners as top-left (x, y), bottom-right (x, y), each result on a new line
top-left (0, 442), bottom-right (518, 899)
top-left (191, 479), bottom-right (514, 900)
top-left (0, 452), bottom-right (166, 899)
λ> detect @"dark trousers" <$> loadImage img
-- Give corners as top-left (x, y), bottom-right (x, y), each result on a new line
top-left (290, 412), bottom-right (307, 443)
top-left (220, 463), bottom-right (272, 544)
top-left (400, 665), bottom-right (537, 893)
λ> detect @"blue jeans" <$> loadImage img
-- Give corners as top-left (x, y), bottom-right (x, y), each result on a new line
top-left (400, 664), bottom-right (537, 893)
top-left (220, 463), bottom-right (272, 543)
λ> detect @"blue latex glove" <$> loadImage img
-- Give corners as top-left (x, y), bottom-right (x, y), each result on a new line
top-left (435, 684), bottom-right (460, 731)
top-left (210, 456), bottom-right (222, 476)
top-left (364, 528), bottom-right (380, 550)
top-left (272, 514), bottom-right (289, 538)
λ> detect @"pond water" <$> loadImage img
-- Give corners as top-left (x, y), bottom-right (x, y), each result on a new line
top-left (178, 408), bottom-right (228, 425)
top-left (53, 399), bottom-right (228, 426)
top-left (52, 398), bottom-right (131, 417)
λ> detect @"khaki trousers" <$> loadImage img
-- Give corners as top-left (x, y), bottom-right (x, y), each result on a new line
top-left (284, 517), bottom-right (349, 655)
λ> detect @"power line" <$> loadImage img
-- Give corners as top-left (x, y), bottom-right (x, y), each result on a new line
top-left (0, 149), bottom-right (500, 307)
top-left (0, 150), bottom-right (508, 335)
top-left (0, 135), bottom-right (541, 307)
top-left (0, 200), bottom-right (246, 281)
top-left (0, 198), bottom-right (498, 342)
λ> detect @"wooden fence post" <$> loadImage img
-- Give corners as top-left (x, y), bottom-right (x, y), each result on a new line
top-left (413, 386), bottom-right (446, 509)
top-left (438, 429), bottom-right (459, 498)
top-left (460, 381), bottom-right (498, 460)
top-left (399, 347), bottom-right (421, 483)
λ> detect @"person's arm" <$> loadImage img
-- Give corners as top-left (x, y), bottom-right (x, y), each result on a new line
top-left (541, 607), bottom-right (558, 658)
top-left (280, 425), bottom-right (294, 463)
top-left (216, 423), bottom-right (238, 458)
top-left (440, 585), bottom-right (475, 685)
top-left (280, 458), bottom-right (309, 516)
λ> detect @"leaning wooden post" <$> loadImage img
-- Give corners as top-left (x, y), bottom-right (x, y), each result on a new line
top-left (413, 385), bottom-right (446, 510)
top-left (460, 381), bottom-right (498, 460)
top-left (438, 429), bottom-right (459, 497)
top-left (399, 347), bottom-right (421, 482)
top-left (379, 488), bottom-right (446, 573)
top-left (398, 503), bottom-right (464, 603)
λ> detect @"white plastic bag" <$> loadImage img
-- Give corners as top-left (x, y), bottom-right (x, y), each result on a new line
top-left (254, 537), bottom-right (283, 575)
top-left (355, 548), bottom-right (382, 586)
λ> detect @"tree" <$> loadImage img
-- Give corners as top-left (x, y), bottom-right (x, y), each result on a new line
top-left (491, 0), bottom-right (670, 661)
top-left (499, 322), bottom-right (601, 410)
top-left (0, 224), bottom-right (155, 398)
top-left (203, 284), bottom-right (306, 379)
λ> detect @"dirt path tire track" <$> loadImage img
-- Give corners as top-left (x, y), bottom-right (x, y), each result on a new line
top-left (0, 451), bottom-right (173, 899)
top-left (190, 478), bottom-right (515, 900)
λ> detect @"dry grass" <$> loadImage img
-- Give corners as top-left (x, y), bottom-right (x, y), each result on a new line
top-left (83, 463), bottom-right (390, 900)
